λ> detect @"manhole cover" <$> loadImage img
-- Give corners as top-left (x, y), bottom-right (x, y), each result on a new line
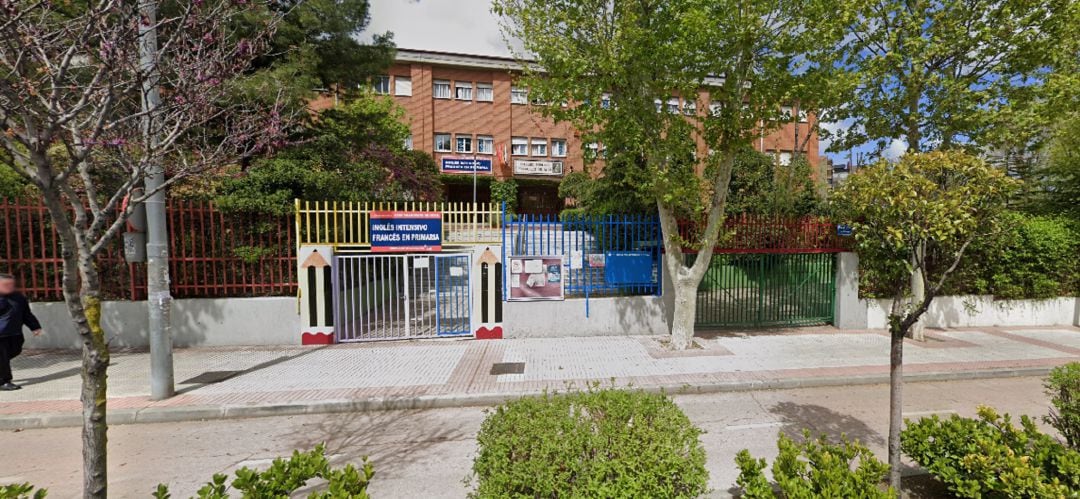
top-left (180, 370), bottom-right (241, 384)
top-left (490, 362), bottom-right (525, 375)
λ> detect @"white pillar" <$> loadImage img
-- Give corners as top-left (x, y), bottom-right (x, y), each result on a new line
top-left (834, 252), bottom-right (867, 329)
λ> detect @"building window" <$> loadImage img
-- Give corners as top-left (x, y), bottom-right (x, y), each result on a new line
top-left (373, 75), bottom-right (390, 95)
top-left (511, 137), bottom-right (528, 156)
top-left (511, 86), bottom-right (528, 105)
top-left (601, 93), bottom-right (611, 109)
top-left (683, 100), bottom-right (697, 116)
top-left (585, 142), bottom-right (600, 161)
top-left (551, 139), bottom-right (567, 157)
top-left (455, 81), bottom-right (473, 100)
top-left (455, 134), bottom-right (473, 153)
top-left (476, 83), bottom-right (493, 102)
top-left (779, 152), bottom-right (793, 166)
top-left (477, 135), bottom-right (494, 154)
top-left (666, 98), bottom-right (680, 114)
top-left (654, 98), bottom-right (663, 113)
top-left (531, 138), bottom-right (547, 156)
top-left (780, 105), bottom-right (794, 120)
top-left (394, 76), bottom-right (412, 96)
top-left (434, 133), bottom-right (451, 152)
top-left (797, 107), bottom-right (809, 122)
top-left (709, 101), bottom-right (722, 116)
top-left (433, 80), bottom-right (451, 99)
top-left (404, 134), bottom-right (413, 150)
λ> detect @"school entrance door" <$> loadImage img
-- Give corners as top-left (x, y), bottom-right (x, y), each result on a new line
top-left (332, 253), bottom-right (471, 342)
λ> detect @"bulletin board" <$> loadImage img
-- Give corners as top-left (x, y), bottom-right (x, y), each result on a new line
top-left (507, 255), bottom-right (564, 301)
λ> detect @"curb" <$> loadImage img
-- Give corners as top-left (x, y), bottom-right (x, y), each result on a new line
top-left (0, 366), bottom-right (1054, 430)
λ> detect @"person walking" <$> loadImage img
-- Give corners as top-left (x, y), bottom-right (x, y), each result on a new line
top-left (0, 273), bottom-right (43, 391)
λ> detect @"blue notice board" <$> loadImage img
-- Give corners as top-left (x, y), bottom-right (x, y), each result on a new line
top-left (441, 157), bottom-right (492, 173)
top-left (837, 224), bottom-right (853, 237)
top-left (604, 251), bottom-right (653, 285)
top-left (370, 211), bottom-right (442, 252)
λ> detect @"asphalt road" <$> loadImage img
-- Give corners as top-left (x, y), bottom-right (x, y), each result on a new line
top-left (0, 376), bottom-right (1058, 498)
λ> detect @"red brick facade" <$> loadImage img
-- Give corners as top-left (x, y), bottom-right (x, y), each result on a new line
top-left (317, 49), bottom-right (821, 213)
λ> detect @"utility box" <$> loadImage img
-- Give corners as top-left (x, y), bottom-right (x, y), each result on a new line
top-left (123, 232), bottom-right (147, 263)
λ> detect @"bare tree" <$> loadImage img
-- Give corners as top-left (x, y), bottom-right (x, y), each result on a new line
top-left (0, 0), bottom-right (289, 496)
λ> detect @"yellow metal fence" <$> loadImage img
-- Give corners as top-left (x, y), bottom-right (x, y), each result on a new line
top-left (295, 200), bottom-right (503, 247)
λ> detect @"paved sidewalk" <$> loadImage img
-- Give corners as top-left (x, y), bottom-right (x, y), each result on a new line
top-left (2, 326), bottom-right (1078, 428)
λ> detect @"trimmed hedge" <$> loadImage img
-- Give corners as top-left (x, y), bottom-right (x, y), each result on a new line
top-left (1045, 362), bottom-right (1080, 449)
top-left (901, 406), bottom-right (1080, 498)
top-left (735, 432), bottom-right (894, 498)
top-left (469, 388), bottom-right (709, 498)
top-left (862, 211), bottom-right (1080, 299)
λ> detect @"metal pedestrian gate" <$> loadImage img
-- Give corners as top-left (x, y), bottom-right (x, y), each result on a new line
top-left (695, 253), bottom-right (835, 327)
top-left (333, 253), bottom-right (471, 341)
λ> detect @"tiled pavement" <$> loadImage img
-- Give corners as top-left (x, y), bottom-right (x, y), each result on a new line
top-left (3, 326), bottom-right (1078, 427)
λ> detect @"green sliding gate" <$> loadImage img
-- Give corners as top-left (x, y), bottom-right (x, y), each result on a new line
top-left (695, 253), bottom-right (835, 327)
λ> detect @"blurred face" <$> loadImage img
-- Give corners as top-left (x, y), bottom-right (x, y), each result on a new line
top-left (0, 278), bottom-right (15, 295)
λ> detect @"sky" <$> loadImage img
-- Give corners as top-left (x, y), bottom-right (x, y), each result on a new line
top-left (362, 0), bottom-right (888, 166)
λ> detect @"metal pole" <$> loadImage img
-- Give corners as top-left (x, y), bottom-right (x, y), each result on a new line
top-left (139, 0), bottom-right (174, 400)
top-left (472, 150), bottom-right (477, 205)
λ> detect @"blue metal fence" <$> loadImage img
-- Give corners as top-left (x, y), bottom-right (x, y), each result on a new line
top-left (502, 210), bottom-right (663, 299)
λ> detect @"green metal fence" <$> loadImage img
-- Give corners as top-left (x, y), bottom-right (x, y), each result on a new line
top-left (694, 253), bottom-right (836, 327)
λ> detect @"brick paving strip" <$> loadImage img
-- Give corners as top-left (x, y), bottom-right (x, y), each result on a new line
top-left (1, 326), bottom-right (1077, 429)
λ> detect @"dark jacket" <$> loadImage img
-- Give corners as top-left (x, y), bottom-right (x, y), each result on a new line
top-left (0, 292), bottom-right (41, 338)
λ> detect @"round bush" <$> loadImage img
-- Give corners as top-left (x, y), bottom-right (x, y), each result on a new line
top-left (469, 388), bottom-right (709, 498)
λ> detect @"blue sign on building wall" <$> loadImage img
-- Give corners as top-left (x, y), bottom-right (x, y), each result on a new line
top-left (370, 211), bottom-right (442, 252)
top-left (441, 157), bottom-right (492, 174)
top-left (837, 224), bottom-right (853, 237)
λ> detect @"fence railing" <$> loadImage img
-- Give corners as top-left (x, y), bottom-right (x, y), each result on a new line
top-left (296, 200), bottom-right (502, 247)
top-left (504, 213), bottom-right (662, 297)
top-left (679, 213), bottom-right (850, 254)
top-left (1, 198), bottom-right (296, 302)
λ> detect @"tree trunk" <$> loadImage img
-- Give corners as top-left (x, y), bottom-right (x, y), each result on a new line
top-left (888, 322), bottom-right (905, 489)
top-left (909, 246), bottom-right (925, 341)
top-left (75, 255), bottom-right (110, 499)
top-left (669, 274), bottom-right (699, 350)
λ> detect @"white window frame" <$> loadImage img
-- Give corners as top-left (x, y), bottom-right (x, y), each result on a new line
top-left (585, 142), bottom-right (600, 160)
top-left (709, 101), bottom-right (722, 116)
top-left (404, 134), bottom-right (413, 150)
top-left (531, 138), bottom-right (548, 156)
top-left (455, 134), bottom-right (473, 153)
top-left (666, 98), bottom-right (680, 114)
top-left (780, 105), bottom-right (794, 121)
top-left (476, 135), bottom-right (494, 154)
top-left (511, 86), bottom-right (528, 105)
top-left (797, 107), bottom-right (809, 123)
top-left (476, 83), bottom-right (493, 102)
top-left (778, 151), bottom-right (793, 166)
top-left (683, 100), bottom-right (697, 116)
top-left (433, 80), bottom-right (451, 99)
top-left (455, 81), bottom-right (473, 101)
top-left (511, 137), bottom-right (528, 156)
top-left (601, 93), bottom-right (612, 109)
top-left (551, 139), bottom-right (567, 157)
top-left (394, 76), bottom-right (412, 96)
top-left (373, 75), bottom-right (390, 95)
top-left (434, 133), bottom-right (452, 152)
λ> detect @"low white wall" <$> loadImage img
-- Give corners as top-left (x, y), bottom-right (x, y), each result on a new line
top-left (503, 294), bottom-right (670, 338)
top-left (864, 295), bottom-right (1080, 329)
top-left (25, 297), bottom-right (299, 350)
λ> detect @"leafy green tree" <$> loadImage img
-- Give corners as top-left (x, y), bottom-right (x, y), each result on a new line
top-left (216, 94), bottom-right (441, 215)
top-left (827, 0), bottom-right (1075, 155)
top-left (494, 0), bottom-right (848, 349)
top-left (831, 151), bottom-right (1016, 488)
top-left (727, 150), bottom-right (821, 217)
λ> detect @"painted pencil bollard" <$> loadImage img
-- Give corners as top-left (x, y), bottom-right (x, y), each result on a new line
top-left (299, 245), bottom-right (335, 345)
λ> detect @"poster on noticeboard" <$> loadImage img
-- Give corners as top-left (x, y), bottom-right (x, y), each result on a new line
top-left (507, 255), bottom-right (564, 301)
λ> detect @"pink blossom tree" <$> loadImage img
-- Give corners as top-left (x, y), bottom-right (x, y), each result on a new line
top-left (0, 0), bottom-right (292, 496)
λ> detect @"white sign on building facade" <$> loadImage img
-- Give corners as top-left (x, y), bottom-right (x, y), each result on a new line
top-left (513, 159), bottom-right (564, 176)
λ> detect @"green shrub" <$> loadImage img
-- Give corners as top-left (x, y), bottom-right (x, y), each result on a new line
top-left (490, 179), bottom-right (518, 215)
top-left (153, 445), bottom-right (373, 499)
top-left (469, 388), bottom-right (708, 498)
top-left (735, 432), bottom-right (894, 498)
top-left (1046, 362), bottom-right (1080, 449)
top-left (901, 406), bottom-right (1080, 498)
top-left (0, 483), bottom-right (46, 499)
